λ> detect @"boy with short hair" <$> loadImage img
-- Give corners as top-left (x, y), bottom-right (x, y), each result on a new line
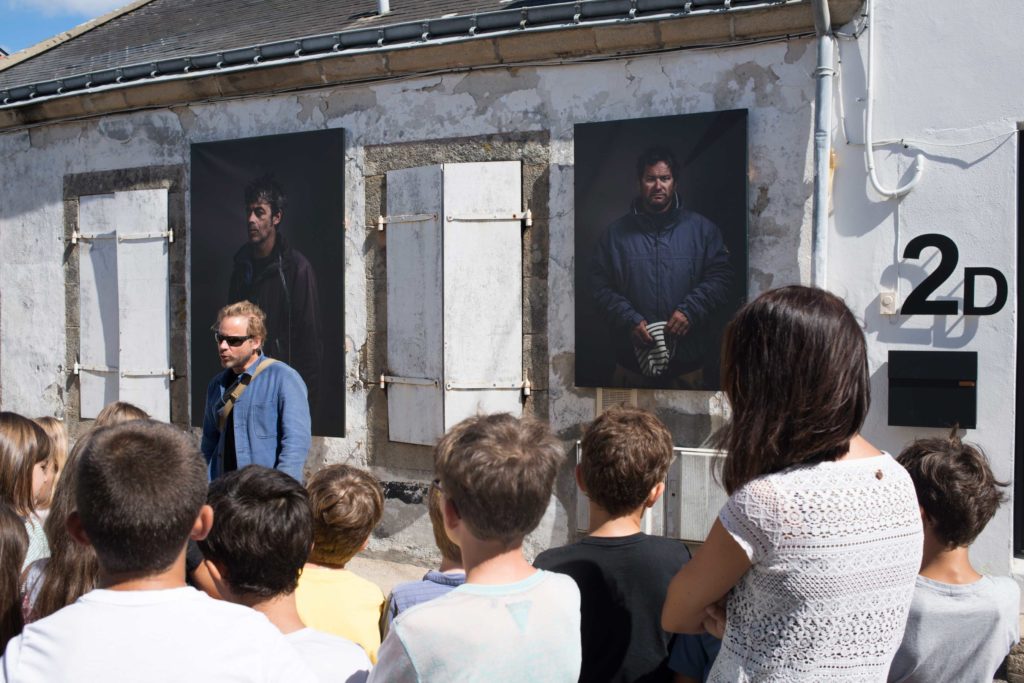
top-left (295, 464), bottom-right (386, 662)
top-left (889, 431), bottom-right (1019, 683)
top-left (535, 406), bottom-right (695, 682)
top-left (369, 413), bottom-right (581, 682)
top-left (380, 485), bottom-right (465, 636)
top-left (199, 466), bottom-right (371, 683)
top-left (0, 420), bottom-right (314, 682)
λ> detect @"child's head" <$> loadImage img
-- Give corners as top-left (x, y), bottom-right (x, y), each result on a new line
top-left (0, 503), bottom-right (27, 651)
top-left (427, 486), bottom-right (461, 565)
top-left (35, 433), bottom-right (99, 621)
top-left (199, 466), bottom-right (312, 599)
top-left (579, 407), bottom-right (674, 517)
top-left (306, 465), bottom-right (383, 567)
top-left (897, 430), bottom-right (1007, 549)
top-left (94, 401), bottom-right (149, 428)
top-left (33, 417), bottom-right (68, 509)
top-left (74, 420), bottom-right (208, 576)
top-left (0, 412), bottom-right (52, 516)
top-left (434, 413), bottom-right (562, 548)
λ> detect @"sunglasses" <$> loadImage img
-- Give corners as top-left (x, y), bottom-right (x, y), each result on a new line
top-left (214, 333), bottom-right (252, 347)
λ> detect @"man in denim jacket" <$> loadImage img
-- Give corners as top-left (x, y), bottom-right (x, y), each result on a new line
top-left (201, 301), bottom-right (311, 482)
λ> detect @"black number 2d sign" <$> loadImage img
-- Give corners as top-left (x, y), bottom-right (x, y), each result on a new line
top-left (901, 234), bottom-right (1008, 316)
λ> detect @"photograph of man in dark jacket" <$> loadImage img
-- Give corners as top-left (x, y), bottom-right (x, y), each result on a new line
top-left (228, 175), bottom-right (323, 414)
top-left (591, 146), bottom-right (732, 389)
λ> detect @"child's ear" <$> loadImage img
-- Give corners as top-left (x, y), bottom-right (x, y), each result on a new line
top-left (191, 504), bottom-right (214, 542)
top-left (574, 464), bottom-right (587, 494)
top-left (201, 558), bottom-right (232, 601)
top-left (66, 511), bottom-right (91, 547)
top-left (442, 496), bottom-right (461, 530)
top-left (203, 557), bottom-right (225, 584)
top-left (360, 536), bottom-right (371, 552)
top-left (644, 482), bottom-right (666, 508)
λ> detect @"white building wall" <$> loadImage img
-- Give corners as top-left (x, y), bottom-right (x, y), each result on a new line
top-left (0, 38), bottom-right (817, 556)
top-left (831, 0), bottom-right (1022, 576)
top-left (3, 1), bottom-right (1021, 574)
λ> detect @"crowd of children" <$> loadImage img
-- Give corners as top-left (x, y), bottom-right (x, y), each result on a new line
top-left (0, 285), bottom-right (1018, 682)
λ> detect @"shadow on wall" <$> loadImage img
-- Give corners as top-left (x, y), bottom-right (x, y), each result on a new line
top-left (866, 260), bottom-right (979, 350)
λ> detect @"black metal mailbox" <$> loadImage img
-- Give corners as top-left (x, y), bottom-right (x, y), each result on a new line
top-left (888, 350), bottom-right (977, 429)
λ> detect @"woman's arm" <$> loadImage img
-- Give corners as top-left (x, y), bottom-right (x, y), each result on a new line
top-left (661, 518), bottom-right (752, 634)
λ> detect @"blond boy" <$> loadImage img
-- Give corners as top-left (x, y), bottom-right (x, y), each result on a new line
top-left (294, 465), bottom-right (385, 663)
top-left (380, 486), bottom-right (465, 636)
top-left (369, 413), bottom-right (581, 682)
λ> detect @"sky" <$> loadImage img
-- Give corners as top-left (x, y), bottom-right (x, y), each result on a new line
top-left (0, 0), bottom-right (124, 56)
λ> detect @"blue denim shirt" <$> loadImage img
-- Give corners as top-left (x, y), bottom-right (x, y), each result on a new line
top-left (200, 352), bottom-right (311, 482)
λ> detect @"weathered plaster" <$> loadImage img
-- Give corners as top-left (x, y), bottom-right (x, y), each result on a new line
top-left (0, 38), bottom-right (818, 564)
top-left (829, 0), bottom-right (1023, 579)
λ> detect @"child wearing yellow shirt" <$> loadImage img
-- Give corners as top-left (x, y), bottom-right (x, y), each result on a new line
top-left (295, 464), bottom-right (385, 663)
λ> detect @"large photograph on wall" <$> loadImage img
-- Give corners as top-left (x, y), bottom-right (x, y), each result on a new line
top-left (191, 129), bottom-right (345, 436)
top-left (575, 110), bottom-right (748, 390)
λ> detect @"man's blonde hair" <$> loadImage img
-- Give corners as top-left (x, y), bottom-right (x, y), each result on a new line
top-left (215, 301), bottom-right (267, 342)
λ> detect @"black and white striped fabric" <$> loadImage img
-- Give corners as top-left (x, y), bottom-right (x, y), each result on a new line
top-left (634, 320), bottom-right (676, 377)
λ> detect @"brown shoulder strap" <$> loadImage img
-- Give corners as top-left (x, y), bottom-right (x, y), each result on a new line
top-left (217, 358), bottom-right (277, 432)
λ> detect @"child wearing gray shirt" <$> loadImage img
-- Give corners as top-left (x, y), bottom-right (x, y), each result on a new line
top-left (889, 431), bottom-right (1019, 683)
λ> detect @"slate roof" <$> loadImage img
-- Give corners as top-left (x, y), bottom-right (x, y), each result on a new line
top-left (0, 0), bottom-right (779, 93)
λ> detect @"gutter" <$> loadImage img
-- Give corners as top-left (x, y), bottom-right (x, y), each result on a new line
top-left (1, 0), bottom-right (806, 109)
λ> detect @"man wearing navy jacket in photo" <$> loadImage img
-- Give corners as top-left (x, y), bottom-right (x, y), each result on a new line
top-left (590, 146), bottom-right (732, 389)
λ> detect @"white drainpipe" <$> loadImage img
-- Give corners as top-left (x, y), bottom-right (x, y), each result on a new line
top-left (864, 0), bottom-right (924, 199)
top-left (811, 0), bottom-right (834, 288)
top-left (378, 0), bottom-right (390, 15)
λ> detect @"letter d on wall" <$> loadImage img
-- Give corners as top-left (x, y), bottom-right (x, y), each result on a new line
top-left (963, 267), bottom-right (1008, 315)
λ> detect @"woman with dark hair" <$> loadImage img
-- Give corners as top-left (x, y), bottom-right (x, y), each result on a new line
top-left (662, 286), bottom-right (923, 681)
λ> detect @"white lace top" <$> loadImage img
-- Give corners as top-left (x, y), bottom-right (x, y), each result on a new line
top-left (711, 453), bottom-right (923, 682)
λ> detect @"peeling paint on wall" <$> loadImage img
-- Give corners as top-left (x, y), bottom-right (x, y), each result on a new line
top-left (0, 38), bottom-right (819, 564)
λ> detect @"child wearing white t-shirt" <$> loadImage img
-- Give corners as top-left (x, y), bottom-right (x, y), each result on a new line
top-left (370, 414), bottom-right (582, 683)
top-left (198, 465), bottom-right (371, 683)
top-left (0, 420), bottom-right (315, 683)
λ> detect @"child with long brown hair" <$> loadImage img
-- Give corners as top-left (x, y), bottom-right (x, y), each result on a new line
top-left (21, 433), bottom-right (99, 623)
top-left (31, 417), bottom-right (67, 513)
top-left (0, 502), bottom-right (28, 651)
top-left (662, 286), bottom-right (923, 681)
top-left (0, 413), bottom-right (53, 569)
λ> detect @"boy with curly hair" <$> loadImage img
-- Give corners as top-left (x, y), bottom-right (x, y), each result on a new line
top-left (295, 464), bottom-right (385, 663)
top-left (889, 431), bottom-right (1019, 683)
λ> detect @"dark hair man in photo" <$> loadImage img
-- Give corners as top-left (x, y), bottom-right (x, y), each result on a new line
top-left (228, 174), bottom-right (323, 417)
top-left (590, 146), bottom-right (732, 389)
top-left (200, 301), bottom-right (311, 482)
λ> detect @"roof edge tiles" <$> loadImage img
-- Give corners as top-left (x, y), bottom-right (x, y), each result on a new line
top-left (0, 0), bottom-right (863, 128)
top-left (0, 0), bottom-right (158, 75)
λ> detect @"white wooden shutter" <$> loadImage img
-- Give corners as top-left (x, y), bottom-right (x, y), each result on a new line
top-left (77, 189), bottom-right (171, 421)
top-left (385, 162), bottom-right (524, 445)
top-left (78, 194), bottom-right (120, 418)
top-left (385, 166), bottom-right (446, 445)
top-left (441, 162), bottom-right (523, 425)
